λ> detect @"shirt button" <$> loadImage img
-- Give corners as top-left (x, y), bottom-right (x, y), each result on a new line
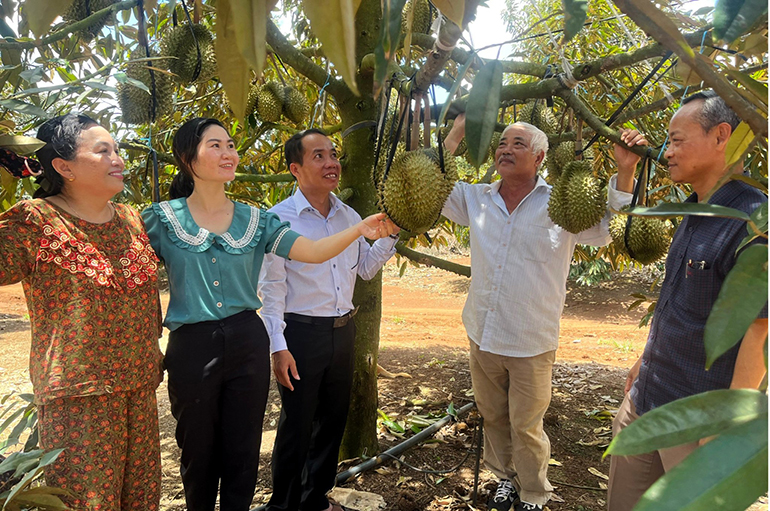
top-left (498, 265), bottom-right (502, 269)
top-left (336, 287), bottom-right (340, 290)
top-left (216, 302), bottom-right (222, 308)
top-left (502, 243), bottom-right (507, 247)
top-left (333, 264), bottom-right (336, 268)
top-left (213, 281), bottom-right (220, 287)
top-left (688, 227), bottom-right (693, 232)
top-left (212, 257), bottom-right (217, 263)
top-left (490, 308), bottom-right (495, 312)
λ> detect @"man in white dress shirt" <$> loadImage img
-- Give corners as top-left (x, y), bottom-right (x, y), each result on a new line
top-left (259, 129), bottom-right (399, 511)
top-left (442, 115), bottom-right (642, 511)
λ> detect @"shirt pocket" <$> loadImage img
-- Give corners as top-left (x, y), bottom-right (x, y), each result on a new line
top-left (522, 225), bottom-right (555, 263)
top-left (678, 265), bottom-right (720, 318)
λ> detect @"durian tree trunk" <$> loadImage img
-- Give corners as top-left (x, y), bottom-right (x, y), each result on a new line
top-left (337, 0), bottom-right (386, 458)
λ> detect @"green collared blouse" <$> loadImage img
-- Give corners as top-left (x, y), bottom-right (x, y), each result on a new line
top-left (142, 198), bottom-right (300, 330)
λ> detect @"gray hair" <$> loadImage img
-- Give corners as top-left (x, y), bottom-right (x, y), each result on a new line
top-left (502, 121), bottom-right (549, 169)
top-left (680, 90), bottom-right (741, 133)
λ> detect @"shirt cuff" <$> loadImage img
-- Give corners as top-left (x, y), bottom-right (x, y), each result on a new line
top-left (272, 228), bottom-right (302, 259)
top-left (608, 174), bottom-right (635, 211)
top-left (269, 332), bottom-right (288, 354)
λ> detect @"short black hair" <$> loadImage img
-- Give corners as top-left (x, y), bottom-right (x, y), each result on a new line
top-left (680, 90), bottom-right (741, 133)
top-left (284, 128), bottom-right (328, 171)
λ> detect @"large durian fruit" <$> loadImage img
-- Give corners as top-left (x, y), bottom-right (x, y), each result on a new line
top-left (609, 207), bottom-right (671, 264)
top-left (283, 86), bottom-right (310, 124)
top-left (547, 160), bottom-right (606, 233)
top-left (256, 81), bottom-right (284, 122)
top-left (517, 101), bottom-right (557, 134)
top-left (403, 0), bottom-right (436, 35)
top-left (62, 0), bottom-right (118, 40)
top-left (160, 23), bottom-right (217, 84)
top-left (378, 148), bottom-right (458, 234)
top-left (117, 51), bottom-right (174, 125)
top-left (546, 140), bottom-right (594, 183)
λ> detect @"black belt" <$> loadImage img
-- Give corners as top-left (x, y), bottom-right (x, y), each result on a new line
top-left (284, 307), bottom-right (358, 328)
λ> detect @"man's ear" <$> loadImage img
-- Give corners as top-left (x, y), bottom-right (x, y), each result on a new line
top-left (289, 162), bottom-right (300, 179)
top-left (714, 122), bottom-right (733, 151)
top-left (534, 150), bottom-right (545, 169)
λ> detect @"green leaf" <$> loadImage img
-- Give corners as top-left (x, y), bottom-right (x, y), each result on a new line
top-left (373, 0), bottom-right (407, 98)
top-left (0, 99), bottom-right (50, 119)
top-left (724, 122), bottom-right (754, 169)
top-left (302, 0), bottom-right (362, 95)
top-left (726, 69), bottom-right (769, 107)
top-left (704, 244), bottom-right (768, 368)
top-left (23, 0), bottom-right (75, 38)
top-left (730, 173), bottom-right (768, 194)
top-left (0, 135), bottom-right (45, 156)
top-left (0, 450), bottom-right (43, 475)
top-left (83, 81), bottom-right (117, 93)
top-left (226, 0), bottom-right (271, 76)
top-left (624, 203), bottom-right (751, 222)
top-left (215, 0), bottom-right (254, 120)
top-left (634, 417), bottom-right (767, 511)
top-left (561, 0), bottom-right (588, 43)
top-left (437, 52), bottom-right (475, 128)
top-left (431, 0), bottom-right (466, 27)
top-left (737, 201), bottom-right (768, 252)
top-left (113, 72), bottom-right (150, 94)
top-left (606, 389), bottom-right (767, 456)
top-left (465, 60), bottom-right (502, 168)
top-left (713, 0), bottom-right (768, 44)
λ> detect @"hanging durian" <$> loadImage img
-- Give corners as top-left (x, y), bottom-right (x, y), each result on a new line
top-left (439, 120), bottom-right (467, 156)
top-left (403, 0), bottom-right (436, 35)
top-left (256, 81), bottom-right (284, 122)
top-left (609, 207), bottom-right (671, 264)
top-left (546, 141), bottom-right (594, 182)
top-left (282, 86), bottom-right (310, 124)
top-left (117, 50), bottom-right (174, 125)
top-left (63, 0), bottom-right (118, 40)
top-left (517, 101), bottom-right (557, 134)
top-left (547, 160), bottom-right (606, 233)
top-left (160, 23), bottom-right (217, 84)
top-left (378, 148), bottom-right (458, 234)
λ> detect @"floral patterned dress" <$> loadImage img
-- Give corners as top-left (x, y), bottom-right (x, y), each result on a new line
top-left (0, 199), bottom-right (164, 511)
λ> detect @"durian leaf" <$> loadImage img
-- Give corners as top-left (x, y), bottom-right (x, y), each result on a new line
top-left (605, 389), bottom-right (767, 456)
top-left (24, 0), bottom-right (75, 38)
top-left (0, 99), bottom-right (50, 119)
top-left (624, 203), bottom-right (751, 222)
top-left (301, 0), bottom-right (362, 96)
top-left (730, 173), bottom-right (768, 194)
top-left (437, 52), bottom-right (474, 128)
top-left (226, 0), bottom-right (269, 76)
top-left (83, 81), bottom-right (117, 93)
top-left (431, 0), bottom-right (465, 27)
top-left (704, 244), bottom-right (768, 368)
top-left (713, 0), bottom-right (768, 44)
top-left (561, 0), bottom-right (588, 43)
top-left (113, 72), bottom-right (150, 94)
top-left (0, 135), bottom-right (45, 156)
top-left (724, 122), bottom-right (754, 169)
top-left (215, 0), bottom-right (253, 120)
top-left (614, 0), bottom-right (695, 59)
top-left (465, 60), bottom-right (502, 168)
top-left (725, 69), bottom-right (769, 107)
top-left (634, 416), bottom-right (767, 511)
top-left (373, 0), bottom-right (407, 99)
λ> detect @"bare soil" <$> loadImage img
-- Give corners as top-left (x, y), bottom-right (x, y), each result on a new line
top-left (0, 257), bottom-right (765, 511)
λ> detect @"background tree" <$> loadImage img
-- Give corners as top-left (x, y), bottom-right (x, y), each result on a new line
top-left (0, 0), bottom-right (766, 466)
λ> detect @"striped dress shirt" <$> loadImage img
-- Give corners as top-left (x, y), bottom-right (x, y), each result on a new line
top-left (442, 175), bottom-right (633, 358)
top-left (258, 189), bottom-right (397, 354)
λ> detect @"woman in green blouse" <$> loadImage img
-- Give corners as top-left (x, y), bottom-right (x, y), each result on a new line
top-left (142, 117), bottom-right (395, 511)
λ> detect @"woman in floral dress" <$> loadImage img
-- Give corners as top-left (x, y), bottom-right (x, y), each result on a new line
top-left (0, 113), bottom-right (164, 510)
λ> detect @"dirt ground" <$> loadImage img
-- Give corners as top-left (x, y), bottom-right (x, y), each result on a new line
top-left (0, 255), bottom-right (765, 511)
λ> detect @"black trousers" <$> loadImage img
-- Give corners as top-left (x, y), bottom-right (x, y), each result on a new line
top-left (165, 310), bottom-right (270, 511)
top-left (266, 318), bottom-right (356, 511)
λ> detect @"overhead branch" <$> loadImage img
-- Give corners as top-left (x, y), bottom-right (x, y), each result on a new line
top-left (396, 244), bottom-right (471, 278)
top-left (614, 84), bottom-right (703, 124)
top-left (612, 0), bottom-right (767, 138)
top-left (558, 90), bottom-right (667, 164)
top-left (0, 0), bottom-right (140, 50)
top-left (266, 20), bottom-right (350, 101)
top-left (234, 172), bottom-right (294, 183)
top-left (119, 142), bottom-right (175, 164)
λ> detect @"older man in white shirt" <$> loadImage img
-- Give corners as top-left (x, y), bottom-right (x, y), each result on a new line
top-left (259, 129), bottom-right (399, 511)
top-left (442, 115), bottom-right (643, 511)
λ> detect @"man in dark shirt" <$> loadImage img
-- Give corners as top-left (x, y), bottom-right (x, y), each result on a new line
top-left (607, 90), bottom-right (768, 510)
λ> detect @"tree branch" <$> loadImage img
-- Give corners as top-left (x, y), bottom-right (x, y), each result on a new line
top-left (0, 0), bottom-right (140, 50)
top-left (234, 172), bottom-right (294, 183)
top-left (612, 0), bottom-right (767, 138)
top-left (266, 20), bottom-right (350, 102)
top-left (119, 142), bottom-right (175, 164)
top-left (396, 244), bottom-right (471, 277)
top-left (614, 84), bottom-right (703, 124)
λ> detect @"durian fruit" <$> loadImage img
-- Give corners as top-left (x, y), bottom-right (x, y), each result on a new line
top-left (245, 84), bottom-right (260, 117)
top-left (117, 50), bottom-right (174, 125)
top-left (403, 0), bottom-right (436, 35)
top-left (256, 81), bottom-right (284, 122)
top-left (438, 120), bottom-right (467, 156)
top-left (160, 23), bottom-right (217, 84)
top-left (378, 147), bottom-right (458, 234)
top-left (463, 131), bottom-right (501, 167)
top-left (62, 0), bottom-right (118, 40)
top-left (517, 101), bottom-right (557, 134)
top-left (547, 160), bottom-right (605, 233)
top-left (282, 86), bottom-right (310, 124)
top-left (373, 142), bottom-right (404, 190)
top-left (609, 207), bottom-right (671, 264)
top-left (546, 141), bottom-right (594, 182)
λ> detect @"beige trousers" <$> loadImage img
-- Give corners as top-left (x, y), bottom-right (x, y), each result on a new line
top-left (607, 394), bottom-right (698, 511)
top-left (469, 340), bottom-right (555, 506)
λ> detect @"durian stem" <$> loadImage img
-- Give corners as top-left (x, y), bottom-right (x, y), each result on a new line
top-left (396, 243), bottom-right (471, 277)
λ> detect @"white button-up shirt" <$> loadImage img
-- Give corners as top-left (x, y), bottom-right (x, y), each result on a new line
top-left (259, 189), bottom-right (398, 353)
top-left (442, 174), bottom-right (633, 358)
